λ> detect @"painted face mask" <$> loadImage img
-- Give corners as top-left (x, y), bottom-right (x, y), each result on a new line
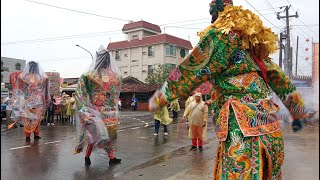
top-left (209, 0), bottom-right (233, 23)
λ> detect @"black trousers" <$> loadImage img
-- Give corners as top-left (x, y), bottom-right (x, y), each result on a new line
top-left (47, 110), bottom-right (54, 124)
top-left (154, 120), bottom-right (168, 134)
top-left (172, 111), bottom-right (178, 118)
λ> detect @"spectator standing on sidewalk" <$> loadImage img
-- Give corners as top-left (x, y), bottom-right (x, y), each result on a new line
top-left (4, 92), bottom-right (15, 127)
top-left (47, 96), bottom-right (55, 126)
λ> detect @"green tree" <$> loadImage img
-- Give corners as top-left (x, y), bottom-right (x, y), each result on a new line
top-left (145, 64), bottom-right (172, 84)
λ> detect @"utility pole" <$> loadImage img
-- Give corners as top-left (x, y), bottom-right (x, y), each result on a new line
top-left (277, 5), bottom-right (299, 78)
top-left (290, 47), bottom-right (293, 79)
top-left (295, 36), bottom-right (299, 76)
top-left (279, 32), bottom-right (286, 69)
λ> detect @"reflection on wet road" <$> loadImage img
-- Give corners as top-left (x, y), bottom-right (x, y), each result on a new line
top-left (1, 111), bottom-right (319, 180)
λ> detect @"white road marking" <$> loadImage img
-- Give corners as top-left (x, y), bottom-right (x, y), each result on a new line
top-left (118, 129), bottom-right (125, 132)
top-left (141, 121), bottom-right (145, 123)
top-left (10, 145), bottom-right (31, 150)
top-left (44, 140), bottom-right (62, 144)
top-left (130, 127), bottom-right (140, 130)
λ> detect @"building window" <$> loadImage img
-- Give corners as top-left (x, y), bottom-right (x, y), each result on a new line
top-left (124, 71), bottom-right (128, 74)
top-left (115, 51), bottom-right (121, 60)
top-left (124, 54), bottom-right (128, 57)
top-left (165, 45), bottom-right (176, 56)
top-left (15, 63), bottom-right (21, 70)
top-left (148, 46), bottom-right (155, 57)
top-left (148, 65), bottom-right (154, 75)
top-left (180, 48), bottom-right (186, 58)
top-left (1, 74), bottom-right (3, 82)
top-left (132, 35), bottom-right (138, 40)
top-left (132, 59), bottom-right (138, 62)
top-left (166, 63), bottom-right (176, 70)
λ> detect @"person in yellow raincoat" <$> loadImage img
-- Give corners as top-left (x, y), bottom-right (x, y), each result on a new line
top-left (169, 98), bottom-right (180, 118)
top-left (185, 93), bottom-right (195, 108)
top-left (153, 91), bottom-right (172, 136)
top-left (66, 93), bottom-right (76, 123)
top-left (182, 93), bottom-right (208, 151)
top-left (61, 92), bottom-right (69, 123)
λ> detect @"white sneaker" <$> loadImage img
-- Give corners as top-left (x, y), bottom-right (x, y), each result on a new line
top-left (154, 133), bottom-right (158, 136)
top-left (164, 132), bottom-right (168, 136)
top-left (47, 123), bottom-right (50, 126)
top-left (51, 123), bottom-right (55, 126)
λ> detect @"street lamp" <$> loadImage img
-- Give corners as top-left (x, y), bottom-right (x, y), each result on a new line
top-left (75, 44), bottom-right (93, 61)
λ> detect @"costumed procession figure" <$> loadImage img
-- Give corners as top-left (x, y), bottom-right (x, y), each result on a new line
top-left (151, 91), bottom-right (173, 136)
top-left (8, 61), bottom-right (50, 142)
top-left (169, 98), bottom-right (180, 118)
top-left (149, 0), bottom-right (311, 179)
top-left (74, 46), bottom-right (122, 166)
top-left (182, 93), bottom-right (208, 151)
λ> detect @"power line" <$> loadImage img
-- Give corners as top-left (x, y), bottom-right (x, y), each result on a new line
top-left (296, 19), bottom-right (319, 37)
top-left (41, 58), bottom-right (88, 63)
top-left (1, 31), bottom-right (122, 45)
top-left (159, 11), bottom-right (278, 26)
top-left (24, 0), bottom-right (130, 22)
top-left (264, 0), bottom-right (278, 15)
top-left (292, 24), bottom-right (319, 27)
top-left (164, 26), bottom-right (203, 30)
top-left (244, 0), bottom-right (282, 30)
top-left (286, 0), bottom-right (319, 37)
top-left (292, 26), bottom-right (309, 39)
top-left (37, 56), bottom-right (89, 62)
top-left (159, 18), bottom-right (208, 26)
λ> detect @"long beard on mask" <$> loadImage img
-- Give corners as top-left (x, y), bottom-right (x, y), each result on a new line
top-left (211, 12), bottom-right (219, 23)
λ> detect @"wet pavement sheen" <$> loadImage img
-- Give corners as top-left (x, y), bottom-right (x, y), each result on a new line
top-left (1, 111), bottom-right (319, 180)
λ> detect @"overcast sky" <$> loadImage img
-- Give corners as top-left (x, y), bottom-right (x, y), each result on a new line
top-left (1, 0), bottom-right (319, 78)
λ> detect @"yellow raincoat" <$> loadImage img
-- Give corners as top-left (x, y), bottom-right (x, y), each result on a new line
top-left (169, 99), bottom-right (180, 112)
top-left (183, 100), bottom-right (208, 141)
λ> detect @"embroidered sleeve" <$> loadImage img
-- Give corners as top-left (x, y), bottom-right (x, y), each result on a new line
top-left (163, 30), bottom-right (230, 102)
top-left (265, 60), bottom-right (307, 120)
top-left (75, 74), bottom-right (92, 122)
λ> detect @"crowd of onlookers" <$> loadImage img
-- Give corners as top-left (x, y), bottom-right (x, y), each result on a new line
top-left (41, 92), bottom-right (76, 126)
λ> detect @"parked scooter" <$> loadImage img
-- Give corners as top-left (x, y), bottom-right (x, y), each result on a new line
top-left (131, 98), bottom-right (138, 111)
top-left (118, 100), bottom-right (122, 111)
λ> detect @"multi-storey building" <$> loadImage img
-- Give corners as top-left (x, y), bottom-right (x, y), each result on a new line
top-left (1, 57), bottom-right (26, 91)
top-left (107, 20), bottom-right (193, 82)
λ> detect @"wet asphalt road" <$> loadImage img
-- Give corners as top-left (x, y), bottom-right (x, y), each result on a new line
top-left (1, 111), bottom-right (319, 180)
